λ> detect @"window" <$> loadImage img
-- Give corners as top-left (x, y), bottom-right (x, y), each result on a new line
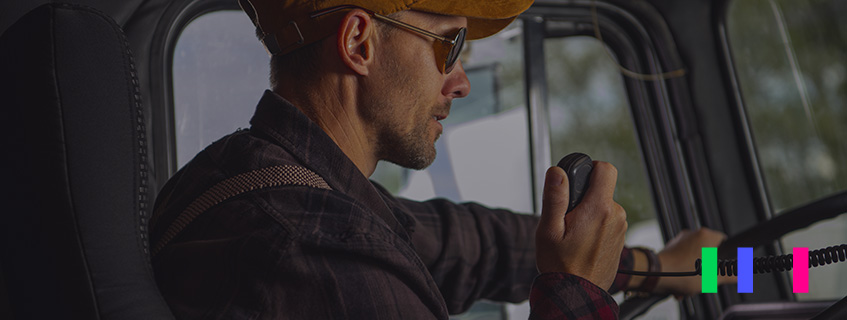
top-left (545, 37), bottom-right (657, 227)
top-left (544, 35), bottom-right (676, 319)
top-left (172, 10), bottom-right (269, 168)
top-left (727, 0), bottom-right (847, 301)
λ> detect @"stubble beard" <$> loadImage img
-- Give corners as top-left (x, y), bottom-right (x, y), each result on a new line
top-left (364, 65), bottom-right (442, 170)
top-left (367, 92), bottom-right (443, 170)
top-left (380, 115), bottom-right (440, 170)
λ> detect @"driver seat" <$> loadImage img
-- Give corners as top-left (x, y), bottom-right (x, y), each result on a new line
top-left (0, 3), bottom-right (174, 319)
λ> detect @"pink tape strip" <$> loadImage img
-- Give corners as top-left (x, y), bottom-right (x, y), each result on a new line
top-left (793, 247), bottom-right (809, 293)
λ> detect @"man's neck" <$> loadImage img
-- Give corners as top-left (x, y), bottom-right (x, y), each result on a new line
top-left (273, 76), bottom-right (378, 178)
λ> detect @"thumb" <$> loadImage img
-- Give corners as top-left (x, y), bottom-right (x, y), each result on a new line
top-left (539, 166), bottom-right (570, 238)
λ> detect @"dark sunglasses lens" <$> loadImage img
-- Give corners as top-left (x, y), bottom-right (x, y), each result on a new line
top-left (444, 28), bottom-right (467, 73)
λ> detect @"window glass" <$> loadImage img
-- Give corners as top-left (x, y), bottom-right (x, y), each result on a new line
top-left (727, 0), bottom-right (847, 212)
top-left (172, 10), bottom-right (269, 168)
top-left (545, 36), bottom-right (657, 225)
top-left (544, 36), bottom-right (675, 318)
top-left (728, 0), bottom-right (847, 301)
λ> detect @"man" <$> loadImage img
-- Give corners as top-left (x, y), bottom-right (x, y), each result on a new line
top-left (149, 0), bottom-right (730, 318)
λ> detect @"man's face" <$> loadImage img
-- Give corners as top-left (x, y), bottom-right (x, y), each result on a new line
top-left (360, 11), bottom-right (470, 170)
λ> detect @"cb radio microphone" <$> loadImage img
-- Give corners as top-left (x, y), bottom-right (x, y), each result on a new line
top-left (556, 152), bottom-right (594, 212)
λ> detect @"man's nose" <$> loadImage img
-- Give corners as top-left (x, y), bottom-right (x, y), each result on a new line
top-left (443, 60), bottom-right (470, 99)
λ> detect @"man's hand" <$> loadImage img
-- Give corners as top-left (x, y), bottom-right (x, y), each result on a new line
top-left (536, 163), bottom-right (628, 291)
top-left (655, 228), bottom-right (737, 296)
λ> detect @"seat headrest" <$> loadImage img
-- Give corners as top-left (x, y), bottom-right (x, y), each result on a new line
top-left (0, 3), bottom-right (173, 319)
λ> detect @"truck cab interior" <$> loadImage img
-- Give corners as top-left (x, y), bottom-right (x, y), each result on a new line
top-left (1, 0), bottom-right (845, 319)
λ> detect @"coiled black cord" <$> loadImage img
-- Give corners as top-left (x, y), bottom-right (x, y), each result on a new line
top-left (711, 244), bottom-right (847, 276)
top-left (617, 244), bottom-right (847, 277)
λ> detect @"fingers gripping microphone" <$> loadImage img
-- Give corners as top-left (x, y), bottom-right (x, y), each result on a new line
top-left (556, 153), bottom-right (698, 277)
top-left (556, 153), bottom-right (594, 213)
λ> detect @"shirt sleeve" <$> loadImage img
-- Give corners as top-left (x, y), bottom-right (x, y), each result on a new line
top-left (391, 197), bottom-right (540, 314)
top-left (529, 273), bottom-right (619, 320)
top-left (389, 195), bottom-right (637, 314)
top-left (529, 248), bottom-right (633, 320)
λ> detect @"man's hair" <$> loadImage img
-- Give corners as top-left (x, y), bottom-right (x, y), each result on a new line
top-left (257, 12), bottom-right (404, 89)
top-left (254, 27), bottom-right (323, 89)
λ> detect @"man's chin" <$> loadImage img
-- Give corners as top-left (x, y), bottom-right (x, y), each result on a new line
top-left (388, 147), bottom-right (436, 171)
top-left (403, 154), bottom-right (436, 171)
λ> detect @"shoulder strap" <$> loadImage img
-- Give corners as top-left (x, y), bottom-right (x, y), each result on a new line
top-left (151, 165), bottom-right (331, 256)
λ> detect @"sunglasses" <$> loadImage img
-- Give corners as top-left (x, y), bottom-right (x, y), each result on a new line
top-left (311, 5), bottom-right (467, 74)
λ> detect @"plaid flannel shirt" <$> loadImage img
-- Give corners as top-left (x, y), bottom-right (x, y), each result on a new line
top-left (150, 90), bottom-right (634, 319)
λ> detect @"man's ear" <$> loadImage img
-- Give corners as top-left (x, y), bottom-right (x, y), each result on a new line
top-left (337, 10), bottom-right (375, 76)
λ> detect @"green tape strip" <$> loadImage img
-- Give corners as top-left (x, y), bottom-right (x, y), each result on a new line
top-left (702, 247), bottom-right (717, 293)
